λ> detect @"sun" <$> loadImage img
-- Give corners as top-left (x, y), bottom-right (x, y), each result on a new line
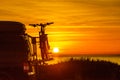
top-left (53, 47), bottom-right (59, 53)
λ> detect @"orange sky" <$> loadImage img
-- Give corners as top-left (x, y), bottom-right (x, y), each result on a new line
top-left (0, 0), bottom-right (120, 55)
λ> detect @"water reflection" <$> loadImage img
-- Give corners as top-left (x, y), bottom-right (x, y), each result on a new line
top-left (47, 56), bottom-right (120, 65)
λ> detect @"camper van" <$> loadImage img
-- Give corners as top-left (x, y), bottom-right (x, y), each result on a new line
top-left (0, 21), bottom-right (35, 80)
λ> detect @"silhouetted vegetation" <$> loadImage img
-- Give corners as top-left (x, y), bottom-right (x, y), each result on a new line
top-left (38, 58), bottom-right (120, 80)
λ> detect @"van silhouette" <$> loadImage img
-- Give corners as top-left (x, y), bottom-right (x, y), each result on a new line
top-left (0, 21), bottom-right (35, 80)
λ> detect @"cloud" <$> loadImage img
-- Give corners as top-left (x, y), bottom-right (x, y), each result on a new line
top-left (0, 0), bottom-right (120, 27)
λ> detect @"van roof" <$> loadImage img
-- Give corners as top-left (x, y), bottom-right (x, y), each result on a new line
top-left (0, 21), bottom-right (26, 34)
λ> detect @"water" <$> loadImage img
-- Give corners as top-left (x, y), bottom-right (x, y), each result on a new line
top-left (47, 56), bottom-right (120, 65)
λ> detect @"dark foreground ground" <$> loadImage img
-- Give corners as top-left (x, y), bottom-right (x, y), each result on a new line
top-left (37, 58), bottom-right (120, 80)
